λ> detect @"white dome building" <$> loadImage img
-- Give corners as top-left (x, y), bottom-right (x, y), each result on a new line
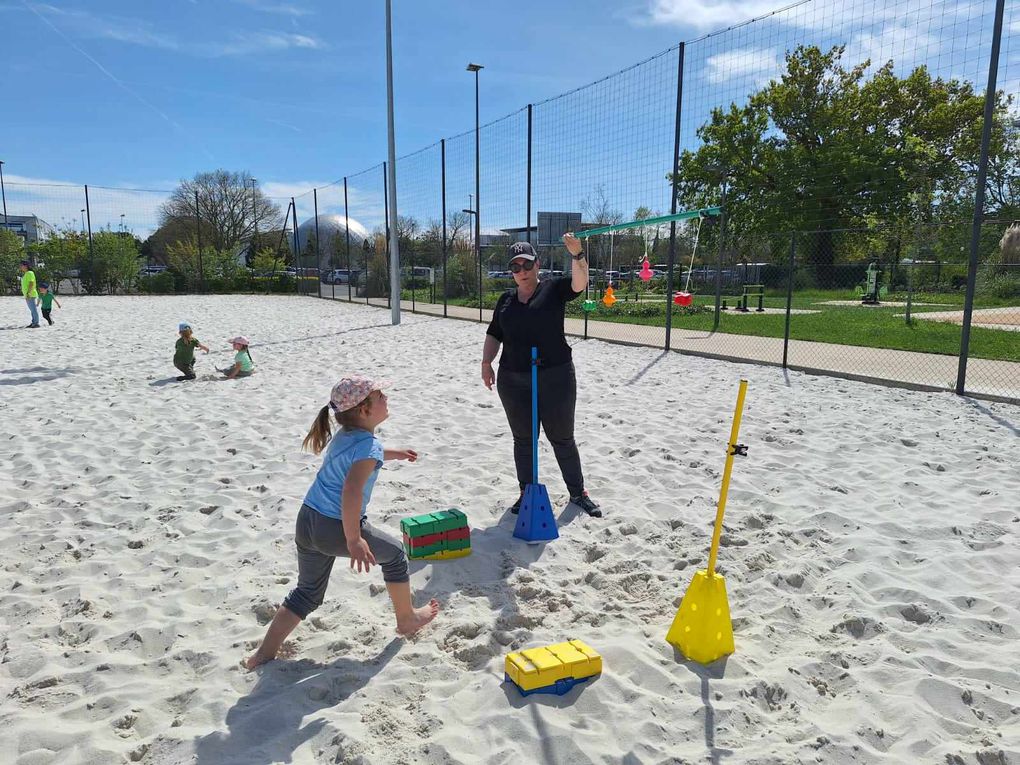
top-left (296, 214), bottom-right (370, 269)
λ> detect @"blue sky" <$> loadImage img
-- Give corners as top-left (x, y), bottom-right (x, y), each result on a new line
top-left (0, 0), bottom-right (1009, 236)
top-left (0, 1), bottom-right (699, 188)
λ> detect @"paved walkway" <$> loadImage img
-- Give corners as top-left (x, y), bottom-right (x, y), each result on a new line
top-left (316, 289), bottom-right (1020, 402)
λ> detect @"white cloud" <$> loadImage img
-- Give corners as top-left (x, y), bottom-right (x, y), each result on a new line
top-left (25, 3), bottom-right (324, 57)
top-left (231, 0), bottom-right (312, 17)
top-left (643, 0), bottom-right (975, 35)
top-left (705, 46), bottom-right (783, 85)
top-left (644, 0), bottom-right (800, 31)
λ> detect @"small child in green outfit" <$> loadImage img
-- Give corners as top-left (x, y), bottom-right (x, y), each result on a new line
top-left (222, 336), bottom-right (255, 379)
top-left (174, 322), bottom-right (209, 381)
top-left (37, 283), bottom-right (61, 325)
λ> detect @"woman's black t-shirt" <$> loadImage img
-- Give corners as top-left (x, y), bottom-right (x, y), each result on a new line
top-left (486, 276), bottom-right (582, 372)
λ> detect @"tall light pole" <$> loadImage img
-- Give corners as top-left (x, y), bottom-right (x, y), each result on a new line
top-left (467, 63), bottom-right (483, 322)
top-left (385, 0), bottom-right (401, 325)
top-left (0, 160), bottom-right (8, 225)
top-left (80, 209), bottom-right (86, 233)
top-left (119, 213), bottom-right (125, 232)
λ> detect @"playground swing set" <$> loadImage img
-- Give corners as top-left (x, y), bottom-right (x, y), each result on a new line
top-left (572, 206), bottom-right (722, 313)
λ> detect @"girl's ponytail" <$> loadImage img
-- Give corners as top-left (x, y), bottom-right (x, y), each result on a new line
top-left (302, 405), bottom-right (334, 454)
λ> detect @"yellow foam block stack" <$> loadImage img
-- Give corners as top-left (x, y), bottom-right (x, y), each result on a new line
top-left (504, 639), bottom-right (602, 696)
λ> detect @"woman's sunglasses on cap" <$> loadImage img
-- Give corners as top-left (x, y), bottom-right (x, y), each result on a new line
top-left (509, 260), bottom-right (536, 274)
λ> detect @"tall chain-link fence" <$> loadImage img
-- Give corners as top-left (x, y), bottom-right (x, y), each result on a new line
top-left (3, 0), bottom-right (1016, 403)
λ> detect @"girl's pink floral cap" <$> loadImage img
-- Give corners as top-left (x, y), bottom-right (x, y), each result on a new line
top-left (329, 375), bottom-right (390, 414)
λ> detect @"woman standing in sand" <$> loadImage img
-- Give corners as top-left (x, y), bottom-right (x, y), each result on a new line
top-left (246, 376), bottom-right (439, 669)
top-left (481, 236), bottom-right (601, 518)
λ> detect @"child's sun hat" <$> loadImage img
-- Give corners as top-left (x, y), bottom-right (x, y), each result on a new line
top-left (228, 336), bottom-right (250, 347)
top-left (329, 375), bottom-right (390, 414)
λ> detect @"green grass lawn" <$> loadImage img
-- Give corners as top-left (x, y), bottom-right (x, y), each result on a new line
top-left (401, 288), bottom-right (1020, 363)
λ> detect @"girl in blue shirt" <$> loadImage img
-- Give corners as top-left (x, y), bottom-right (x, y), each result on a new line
top-left (245, 376), bottom-right (439, 670)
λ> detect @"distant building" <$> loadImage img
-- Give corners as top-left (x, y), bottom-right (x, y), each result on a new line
top-left (1, 214), bottom-right (56, 245)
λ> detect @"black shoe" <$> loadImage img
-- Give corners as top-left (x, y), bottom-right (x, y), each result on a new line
top-left (509, 494), bottom-right (523, 515)
top-left (176, 376), bottom-right (188, 382)
top-left (570, 493), bottom-right (602, 518)
top-left (27, 323), bottom-right (40, 328)
top-left (46, 318), bottom-right (53, 325)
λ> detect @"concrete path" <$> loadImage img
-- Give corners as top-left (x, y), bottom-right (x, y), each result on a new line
top-left (315, 288), bottom-right (1020, 402)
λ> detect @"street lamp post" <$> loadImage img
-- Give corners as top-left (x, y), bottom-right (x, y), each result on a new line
top-left (80, 209), bottom-right (86, 233)
top-left (119, 213), bottom-right (125, 232)
top-left (0, 160), bottom-right (8, 225)
top-left (466, 63), bottom-right (483, 322)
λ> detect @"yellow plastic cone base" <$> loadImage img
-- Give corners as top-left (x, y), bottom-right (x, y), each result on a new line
top-left (665, 570), bottom-right (734, 664)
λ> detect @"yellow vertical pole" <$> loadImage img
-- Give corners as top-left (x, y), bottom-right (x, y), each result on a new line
top-left (706, 379), bottom-right (748, 576)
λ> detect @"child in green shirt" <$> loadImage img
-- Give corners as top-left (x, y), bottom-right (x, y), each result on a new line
top-left (174, 323), bottom-right (209, 381)
top-left (222, 336), bottom-right (255, 379)
top-left (37, 283), bottom-right (61, 325)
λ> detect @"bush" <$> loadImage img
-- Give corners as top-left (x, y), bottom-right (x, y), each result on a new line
top-left (977, 271), bottom-right (1020, 299)
top-left (138, 272), bottom-right (176, 294)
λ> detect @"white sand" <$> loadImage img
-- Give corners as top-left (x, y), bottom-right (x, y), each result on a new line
top-left (1, 294), bottom-right (1018, 765)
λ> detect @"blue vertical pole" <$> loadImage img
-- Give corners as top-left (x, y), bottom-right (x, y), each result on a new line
top-left (531, 346), bottom-right (539, 484)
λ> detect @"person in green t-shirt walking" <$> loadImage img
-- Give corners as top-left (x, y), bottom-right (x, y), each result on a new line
top-left (37, 283), bottom-right (62, 325)
top-left (19, 261), bottom-right (40, 328)
top-left (174, 322), bottom-right (209, 381)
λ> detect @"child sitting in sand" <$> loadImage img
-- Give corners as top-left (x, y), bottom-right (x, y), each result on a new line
top-left (221, 336), bottom-right (255, 379)
top-left (174, 323), bottom-right (209, 381)
top-left (245, 376), bottom-right (438, 669)
top-left (37, 283), bottom-right (61, 325)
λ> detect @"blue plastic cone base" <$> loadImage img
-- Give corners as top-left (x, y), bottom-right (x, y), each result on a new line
top-left (513, 483), bottom-right (558, 542)
top-left (504, 673), bottom-right (594, 697)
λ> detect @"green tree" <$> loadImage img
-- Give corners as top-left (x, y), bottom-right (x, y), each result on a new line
top-left (672, 45), bottom-right (999, 271)
top-left (28, 230), bottom-right (86, 291)
top-left (167, 238), bottom-right (245, 289)
top-left (80, 230), bottom-right (141, 294)
top-left (1, 228), bottom-right (25, 293)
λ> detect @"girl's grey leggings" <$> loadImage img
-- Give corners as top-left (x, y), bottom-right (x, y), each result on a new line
top-left (283, 503), bottom-right (409, 619)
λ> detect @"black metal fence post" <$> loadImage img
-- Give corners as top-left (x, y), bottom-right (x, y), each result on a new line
top-left (313, 189), bottom-right (324, 300)
top-left (526, 104), bottom-right (533, 244)
top-left (195, 189), bottom-right (204, 294)
top-left (783, 232), bottom-right (796, 368)
top-left (665, 42), bottom-right (685, 352)
top-left (291, 197), bottom-right (300, 295)
top-left (441, 138), bottom-right (448, 318)
top-left (713, 184), bottom-right (727, 331)
top-left (84, 185), bottom-right (95, 292)
top-left (343, 177), bottom-right (353, 303)
top-left (957, 0), bottom-right (1005, 396)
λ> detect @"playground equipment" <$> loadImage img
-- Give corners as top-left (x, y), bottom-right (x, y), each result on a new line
top-left (582, 298), bottom-right (597, 312)
top-left (575, 206), bottom-right (722, 286)
top-left (401, 509), bottom-right (471, 560)
top-left (513, 347), bottom-right (559, 543)
top-left (602, 284), bottom-right (616, 307)
top-left (674, 208), bottom-right (715, 306)
top-left (666, 379), bottom-right (749, 664)
top-left (857, 260), bottom-right (887, 305)
top-left (505, 639), bottom-right (602, 696)
top-left (721, 284), bottom-right (765, 312)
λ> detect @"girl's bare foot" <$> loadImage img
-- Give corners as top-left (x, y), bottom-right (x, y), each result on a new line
top-left (243, 648), bottom-right (276, 670)
top-left (396, 599), bottom-right (440, 636)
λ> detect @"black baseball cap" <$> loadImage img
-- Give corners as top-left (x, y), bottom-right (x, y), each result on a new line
top-left (506, 241), bottom-right (537, 264)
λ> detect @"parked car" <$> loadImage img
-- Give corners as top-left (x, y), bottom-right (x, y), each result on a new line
top-left (323, 268), bottom-right (361, 284)
top-left (139, 265), bottom-right (168, 276)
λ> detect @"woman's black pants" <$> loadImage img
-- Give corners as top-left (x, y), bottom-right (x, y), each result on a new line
top-left (496, 361), bottom-right (585, 497)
